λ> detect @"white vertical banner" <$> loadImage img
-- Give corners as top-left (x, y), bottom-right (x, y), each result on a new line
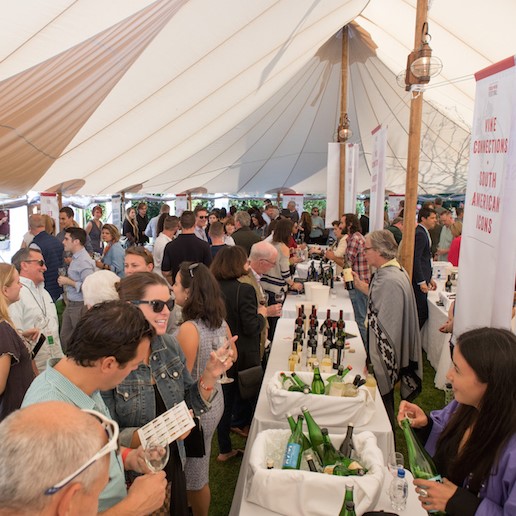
top-left (111, 195), bottom-right (122, 228)
top-left (326, 143), bottom-right (340, 227)
top-left (175, 194), bottom-right (188, 217)
top-left (282, 193), bottom-right (304, 217)
top-left (344, 143), bottom-right (359, 214)
top-left (455, 56), bottom-right (516, 335)
top-left (370, 125), bottom-right (387, 232)
top-left (40, 193), bottom-right (60, 229)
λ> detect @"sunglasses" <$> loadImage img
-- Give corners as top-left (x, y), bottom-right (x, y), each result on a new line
top-left (45, 409), bottom-right (119, 495)
top-left (131, 298), bottom-right (175, 313)
top-left (198, 215), bottom-right (207, 219)
top-left (23, 259), bottom-right (46, 266)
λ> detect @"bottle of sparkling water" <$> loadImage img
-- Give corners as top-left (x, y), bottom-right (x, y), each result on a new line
top-left (401, 418), bottom-right (445, 515)
top-left (282, 415), bottom-right (304, 470)
top-left (390, 467), bottom-right (408, 511)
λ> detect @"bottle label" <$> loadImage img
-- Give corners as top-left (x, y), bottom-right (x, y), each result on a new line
top-left (283, 443), bottom-right (301, 469)
top-left (343, 268), bottom-right (353, 282)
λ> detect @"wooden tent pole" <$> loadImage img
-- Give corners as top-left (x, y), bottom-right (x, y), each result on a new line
top-left (400, 0), bottom-right (428, 279)
top-left (339, 25), bottom-right (349, 216)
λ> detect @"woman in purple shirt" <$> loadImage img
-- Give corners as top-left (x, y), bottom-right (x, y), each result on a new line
top-left (399, 327), bottom-right (516, 515)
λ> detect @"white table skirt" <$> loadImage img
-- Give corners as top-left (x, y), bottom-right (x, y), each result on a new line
top-left (229, 319), bottom-right (395, 516)
top-left (422, 290), bottom-right (452, 389)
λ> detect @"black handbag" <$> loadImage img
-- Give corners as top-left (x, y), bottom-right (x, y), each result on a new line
top-left (184, 416), bottom-right (205, 458)
top-left (237, 365), bottom-right (264, 400)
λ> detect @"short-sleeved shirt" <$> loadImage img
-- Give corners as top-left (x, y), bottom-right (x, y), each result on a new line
top-left (22, 359), bottom-right (127, 511)
top-left (0, 322), bottom-right (35, 421)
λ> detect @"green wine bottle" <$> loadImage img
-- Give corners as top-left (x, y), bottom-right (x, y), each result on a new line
top-left (291, 372), bottom-right (311, 394)
top-left (320, 428), bottom-right (342, 467)
top-left (280, 372), bottom-right (297, 390)
top-left (311, 362), bottom-right (326, 395)
top-left (401, 417), bottom-right (445, 515)
top-left (282, 415), bottom-right (304, 470)
top-left (301, 406), bottom-right (324, 464)
top-left (339, 500), bottom-right (356, 516)
top-left (285, 413), bottom-right (312, 452)
top-left (339, 423), bottom-right (354, 458)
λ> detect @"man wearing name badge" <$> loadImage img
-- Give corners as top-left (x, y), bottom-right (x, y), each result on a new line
top-left (9, 248), bottom-right (63, 372)
top-left (22, 302), bottom-right (167, 515)
top-left (28, 214), bottom-right (64, 302)
top-left (0, 401), bottom-right (113, 516)
top-left (58, 227), bottom-right (96, 350)
top-left (412, 207), bottom-right (438, 329)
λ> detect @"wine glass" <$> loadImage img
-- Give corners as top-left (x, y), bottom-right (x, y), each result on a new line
top-left (144, 441), bottom-right (170, 472)
top-left (388, 451), bottom-right (404, 477)
top-left (216, 337), bottom-right (234, 384)
top-left (275, 289), bottom-right (286, 304)
top-left (57, 267), bottom-right (67, 277)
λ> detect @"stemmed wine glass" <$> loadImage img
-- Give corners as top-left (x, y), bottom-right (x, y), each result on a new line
top-left (144, 441), bottom-right (170, 472)
top-left (216, 337), bottom-right (234, 384)
top-left (275, 288), bottom-right (286, 304)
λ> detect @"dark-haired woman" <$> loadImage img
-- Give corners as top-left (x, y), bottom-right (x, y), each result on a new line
top-left (251, 212), bottom-right (267, 240)
top-left (397, 327), bottom-right (516, 515)
top-left (103, 272), bottom-right (234, 516)
top-left (172, 262), bottom-right (234, 516)
top-left (211, 247), bottom-right (267, 460)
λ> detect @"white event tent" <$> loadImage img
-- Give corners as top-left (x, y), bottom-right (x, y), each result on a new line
top-left (0, 0), bottom-right (515, 197)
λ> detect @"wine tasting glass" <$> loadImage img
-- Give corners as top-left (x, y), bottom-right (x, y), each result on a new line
top-left (57, 267), bottom-right (67, 277)
top-left (275, 289), bottom-right (286, 304)
top-left (144, 441), bottom-right (170, 472)
top-left (388, 451), bottom-right (404, 477)
top-left (216, 337), bottom-right (234, 384)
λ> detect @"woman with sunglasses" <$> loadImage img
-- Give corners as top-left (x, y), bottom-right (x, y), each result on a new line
top-left (0, 264), bottom-right (36, 421)
top-left (172, 262), bottom-right (235, 516)
top-left (104, 272), bottom-right (234, 516)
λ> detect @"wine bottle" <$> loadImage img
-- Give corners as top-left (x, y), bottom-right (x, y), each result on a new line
top-left (301, 406), bottom-right (324, 464)
top-left (339, 423), bottom-right (354, 458)
top-left (324, 309), bottom-right (332, 335)
top-left (365, 364), bottom-right (377, 400)
top-left (344, 483), bottom-right (354, 503)
top-left (328, 265), bottom-right (334, 289)
top-left (288, 341), bottom-right (300, 372)
top-left (445, 274), bottom-right (452, 293)
top-left (318, 260), bottom-right (325, 283)
top-left (305, 452), bottom-right (318, 472)
top-left (325, 365), bottom-right (345, 395)
top-left (401, 418), bottom-right (446, 515)
top-left (285, 413), bottom-right (312, 452)
top-left (320, 428), bottom-right (342, 467)
top-left (311, 362), bottom-right (326, 395)
top-left (295, 306), bottom-right (304, 329)
top-left (333, 336), bottom-right (345, 369)
top-left (306, 341), bottom-right (318, 371)
top-left (291, 372), bottom-right (311, 394)
top-left (339, 500), bottom-right (357, 516)
top-left (282, 415), bottom-right (304, 470)
top-left (337, 309), bottom-right (345, 334)
top-left (280, 372), bottom-right (298, 391)
top-left (343, 262), bottom-right (354, 290)
top-left (320, 343), bottom-right (333, 373)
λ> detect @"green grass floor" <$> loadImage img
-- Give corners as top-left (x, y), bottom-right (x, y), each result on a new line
top-left (208, 351), bottom-right (445, 515)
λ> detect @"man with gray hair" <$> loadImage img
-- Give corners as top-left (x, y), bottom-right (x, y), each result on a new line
top-left (9, 248), bottom-right (63, 372)
top-left (240, 241), bottom-right (283, 358)
top-left (0, 401), bottom-right (111, 515)
top-left (232, 211), bottom-right (261, 256)
top-left (353, 230), bottom-right (422, 429)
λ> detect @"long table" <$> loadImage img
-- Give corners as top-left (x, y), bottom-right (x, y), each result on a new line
top-left (229, 318), bottom-right (399, 515)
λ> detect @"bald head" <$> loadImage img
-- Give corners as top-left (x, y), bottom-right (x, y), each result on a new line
top-left (249, 241), bottom-right (278, 275)
top-left (0, 402), bottom-right (109, 515)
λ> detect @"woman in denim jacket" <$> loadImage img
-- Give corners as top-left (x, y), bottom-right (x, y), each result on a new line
top-left (103, 272), bottom-right (236, 516)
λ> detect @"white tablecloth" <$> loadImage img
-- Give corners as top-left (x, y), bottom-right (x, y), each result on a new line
top-left (229, 318), bottom-right (396, 515)
top-left (422, 290), bottom-right (453, 389)
top-left (282, 280), bottom-right (355, 321)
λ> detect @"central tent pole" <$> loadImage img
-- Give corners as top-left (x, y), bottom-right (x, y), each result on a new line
top-left (338, 25), bottom-right (349, 216)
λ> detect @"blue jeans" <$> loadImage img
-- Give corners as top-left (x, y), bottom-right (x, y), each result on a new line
top-left (348, 288), bottom-right (368, 347)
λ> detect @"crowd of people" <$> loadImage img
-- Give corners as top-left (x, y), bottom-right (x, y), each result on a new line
top-left (0, 196), bottom-right (514, 515)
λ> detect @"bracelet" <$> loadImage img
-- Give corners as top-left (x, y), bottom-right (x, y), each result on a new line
top-left (121, 447), bottom-right (132, 465)
top-left (199, 376), bottom-right (214, 391)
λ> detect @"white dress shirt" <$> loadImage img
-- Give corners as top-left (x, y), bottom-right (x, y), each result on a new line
top-left (153, 232), bottom-right (172, 276)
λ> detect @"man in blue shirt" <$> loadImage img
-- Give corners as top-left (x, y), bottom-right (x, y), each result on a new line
top-left (58, 227), bottom-right (95, 350)
top-left (22, 301), bottom-right (166, 514)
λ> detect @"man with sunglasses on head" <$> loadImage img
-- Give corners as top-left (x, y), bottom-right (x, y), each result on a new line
top-left (0, 401), bottom-right (113, 515)
top-left (22, 301), bottom-right (167, 515)
top-left (9, 248), bottom-right (63, 372)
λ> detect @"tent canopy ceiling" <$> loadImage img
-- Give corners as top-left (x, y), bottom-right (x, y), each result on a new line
top-left (0, 0), bottom-right (514, 196)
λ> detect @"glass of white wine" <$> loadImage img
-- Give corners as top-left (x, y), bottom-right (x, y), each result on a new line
top-left (144, 441), bottom-right (170, 473)
top-left (216, 337), bottom-right (234, 384)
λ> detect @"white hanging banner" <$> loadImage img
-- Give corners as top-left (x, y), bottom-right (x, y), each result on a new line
top-left (282, 193), bottom-right (304, 218)
top-left (111, 195), bottom-right (122, 228)
top-left (175, 194), bottom-right (188, 217)
top-left (369, 125), bottom-right (387, 232)
top-left (455, 56), bottom-right (516, 335)
top-left (344, 143), bottom-right (359, 214)
top-left (325, 143), bottom-right (341, 227)
top-left (40, 193), bottom-right (60, 230)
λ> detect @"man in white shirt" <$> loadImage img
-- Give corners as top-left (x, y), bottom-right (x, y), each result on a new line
top-left (10, 248), bottom-right (63, 372)
top-left (153, 215), bottom-right (179, 276)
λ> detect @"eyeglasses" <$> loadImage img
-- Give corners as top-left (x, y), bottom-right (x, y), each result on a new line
top-left (44, 409), bottom-right (119, 495)
top-left (131, 298), bottom-right (175, 313)
top-left (23, 259), bottom-right (46, 266)
top-left (260, 258), bottom-right (276, 266)
top-left (188, 263), bottom-right (199, 278)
